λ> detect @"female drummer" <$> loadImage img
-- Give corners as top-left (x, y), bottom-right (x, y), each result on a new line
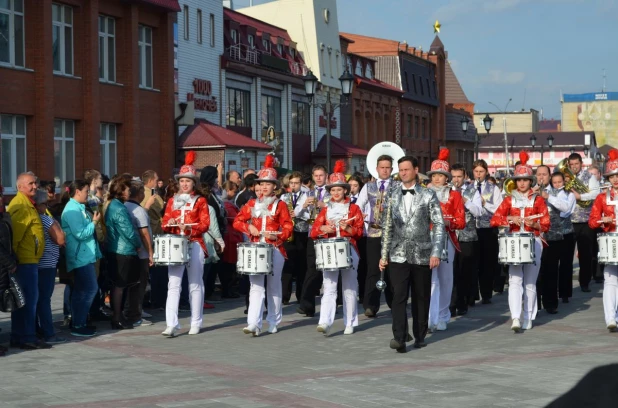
top-left (161, 151), bottom-right (211, 337)
top-left (233, 155), bottom-right (293, 336)
top-left (310, 160), bottom-right (364, 335)
top-left (589, 149), bottom-right (618, 332)
top-left (490, 151), bottom-right (549, 332)
top-left (426, 148), bottom-right (466, 332)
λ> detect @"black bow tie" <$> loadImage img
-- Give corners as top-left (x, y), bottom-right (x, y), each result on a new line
top-left (402, 189), bottom-right (416, 196)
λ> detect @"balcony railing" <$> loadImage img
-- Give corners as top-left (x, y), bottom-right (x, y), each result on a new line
top-left (226, 43), bottom-right (308, 77)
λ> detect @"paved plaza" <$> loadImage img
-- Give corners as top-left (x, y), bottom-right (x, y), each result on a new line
top-left (1, 277), bottom-right (617, 408)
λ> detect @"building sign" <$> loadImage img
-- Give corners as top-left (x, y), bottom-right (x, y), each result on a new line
top-left (319, 115), bottom-right (337, 129)
top-left (187, 78), bottom-right (217, 112)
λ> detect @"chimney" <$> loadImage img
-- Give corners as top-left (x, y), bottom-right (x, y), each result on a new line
top-left (223, 0), bottom-right (234, 9)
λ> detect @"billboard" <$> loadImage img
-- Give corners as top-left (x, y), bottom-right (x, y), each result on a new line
top-left (562, 93), bottom-right (618, 147)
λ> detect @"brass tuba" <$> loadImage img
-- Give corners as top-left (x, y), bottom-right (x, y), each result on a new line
top-left (502, 177), bottom-right (515, 196)
top-left (366, 142), bottom-right (406, 229)
top-left (285, 194), bottom-right (295, 242)
top-left (555, 158), bottom-right (592, 207)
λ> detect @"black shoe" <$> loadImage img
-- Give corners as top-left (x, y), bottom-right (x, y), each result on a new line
top-left (562, 297), bottom-right (570, 304)
top-left (364, 308), bottom-right (377, 318)
top-left (481, 299), bottom-right (492, 304)
top-left (457, 309), bottom-right (468, 316)
top-left (296, 306), bottom-right (314, 317)
top-left (595, 278), bottom-right (604, 284)
top-left (413, 341), bottom-right (427, 349)
top-left (545, 308), bottom-right (558, 314)
top-left (581, 286), bottom-right (591, 293)
top-left (282, 300), bottom-right (290, 306)
top-left (20, 341), bottom-right (52, 350)
top-left (468, 301), bottom-right (476, 307)
top-left (111, 320), bottom-right (133, 330)
top-left (406, 333), bottom-right (413, 342)
top-left (71, 326), bottom-right (97, 337)
top-left (90, 313), bottom-right (112, 322)
top-left (389, 339), bottom-right (406, 353)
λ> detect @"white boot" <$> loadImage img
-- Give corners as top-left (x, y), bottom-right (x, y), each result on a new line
top-left (317, 324), bottom-right (331, 336)
top-left (522, 320), bottom-right (532, 330)
top-left (607, 320), bottom-right (617, 331)
top-left (161, 326), bottom-right (178, 337)
top-left (436, 321), bottom-right (447, 331)
top-left (188, 326), bottom-right (201, 335)
top-left (344, 326), bottom-right (354, 335)
top-left (268, 325), bottom-right (278, 334)
top-left (511, 318), bottom-right (521, 332)
top-left (243, 324), bottom-right (260, 337)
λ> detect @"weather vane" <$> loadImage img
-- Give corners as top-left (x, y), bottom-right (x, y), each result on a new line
top-left (433, 20), bottom-right (441, 34)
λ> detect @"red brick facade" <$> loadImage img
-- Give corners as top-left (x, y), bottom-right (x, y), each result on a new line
top-left (0, 0), bottom-right (176, 192)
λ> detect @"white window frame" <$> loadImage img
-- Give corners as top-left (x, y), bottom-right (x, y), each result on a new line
top-left (138, 25), bottom-right (153, 89)
top-left (209, 13), bottom-right (215, 47)
top-left (53, 119), bottom-right (75, 186)
top-left (277, 43), bottom-right (283, 55)
top-left (248, 34), bottom-right (254, 48)
top-left (230, 29), bottom-right (237, 44)
top-left (0, 114), bottom-right (26, 192)
top-left (98, 15), bottom-right (116, 83)
top-left (366, 64), bottom-right (373, 79)
top-left (262, 38), bottom-right (270, 52)
top-left (0, 0), bottom-right (25, 68)
top-left (52, 3), bottom-right (73, 76)
top-left (355, 59), bottom-right (363, 76)
top-left (100, 123), bottom-right (117, 176)
top-left (197, 9), bottom-right (202, 44)
top-left (183, 5), bottom-right (189, 40)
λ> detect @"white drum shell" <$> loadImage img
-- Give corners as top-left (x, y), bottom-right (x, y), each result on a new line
top-left (153, 234), bottom-right (191, 266)
top-left (498, 233), bottom-right (536, 265)
top-left (315, 238), bottom-right (353, 271)
top-left (598, 233), bottom-right (618, 265)
top-left (237, 243), bottom-right (274, 275)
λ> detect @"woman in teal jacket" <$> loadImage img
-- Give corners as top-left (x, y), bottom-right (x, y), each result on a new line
top-left (61, 180), bottom-right (102, 337)
top-left (105, 177), bottom-right (141, 330)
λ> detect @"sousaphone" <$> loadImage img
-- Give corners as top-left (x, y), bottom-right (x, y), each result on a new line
top-left (366, 142), bottom-right (406, 179)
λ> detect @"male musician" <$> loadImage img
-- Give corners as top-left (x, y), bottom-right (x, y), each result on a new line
top-left (491, 151), bottom-right (550, 332)
top-left (536, 166), bottom-right (574, 314)
top-left (450, 164), bottom-right (483, 316)
top-left (588, 149), bottom-right (618, 331)
top-left (426, 149), bottom-right (466, 332)
top-left (473, 159), bottom-right (503, 303)
top-left (379, 156), bottom-right (445, 352)
top-left (568, 153), bottom-right (600, 292)
top-left (558, 174), bottom-right (577, 303)
top-left (355, 155), bottom-right (395, 317)
top-left (297, 165), bottom-right (331, 317)
top-left (281, 171), bottom-right (310, 304)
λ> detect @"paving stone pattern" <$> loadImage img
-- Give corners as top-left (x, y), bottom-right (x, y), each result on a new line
top-left (1, 278), bottom-right (616, 408)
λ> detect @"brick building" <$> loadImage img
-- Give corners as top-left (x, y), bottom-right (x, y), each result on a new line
top-left (0, 0), bottom-right (178, 194)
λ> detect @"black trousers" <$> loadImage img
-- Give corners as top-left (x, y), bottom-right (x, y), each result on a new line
top-left (452, 241), bottom-right (479, 311)
top-left (538, 239), bottom-right (563, 310)
top-left (357, 237), bottom-right (368, 302)
top-left (299, 239), bottom-right (322, 314)
top-left (390, 262), bottom-right (431, 344)
top-left (477, 228), bottom-right (499, 300)
top-left (124, 258), bottom-right (150, 322)
top-left (363, 237), bottom-right (392, 312)
top-left (282, 232), bottom-right (309, 303)
top-left (573, 223), bottom-right (597, 288)
top-left (559, 233), bottom-right (575, 299)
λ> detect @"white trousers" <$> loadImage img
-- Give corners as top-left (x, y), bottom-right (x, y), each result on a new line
top-left (602, 266), bottom-right (618, 325)
top-left (166, 242), bottom-right (205, 329)
top-left (247, 249), bottom-right (285, 330)
top-left (318, 250), bottom-right (360, 328)
top-left (508, 238), bottom-right (542, 321)
top-left (429, 240), bottom-right (455, 327)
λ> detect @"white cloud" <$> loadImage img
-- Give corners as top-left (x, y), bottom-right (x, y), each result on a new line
top-left (486, 70), bottom-right (526, 84)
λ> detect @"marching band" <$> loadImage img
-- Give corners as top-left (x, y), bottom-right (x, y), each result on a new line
top-left (149, 143), bottom-right (615, 351)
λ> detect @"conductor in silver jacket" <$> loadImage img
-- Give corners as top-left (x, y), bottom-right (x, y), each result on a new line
top-left (379, 156), bottom-right (445, 352)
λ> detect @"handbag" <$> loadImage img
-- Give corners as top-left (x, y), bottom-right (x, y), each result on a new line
top-left (208, 232), bottom-right (223, 254)
top-left (0, 274), bottom-right (26, 313)
top-left (203, 232), bottom-right (221, 264)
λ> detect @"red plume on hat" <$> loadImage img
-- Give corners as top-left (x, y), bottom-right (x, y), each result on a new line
top-left (438, 147), bottom-right (450, 161)
top-left (519, 150), bottom-right (529, 165)
top-left (185, 150), bottom-right (196, 165)
top-left (604, 149), bottom-right (618, 176)
top-left (333, 159), bottom-right (346, 174)
top-left (608, 149), bottom-right (618, 161)
top-left (264, 153), bottom-right (275, 169)
top-left (256, 153), bottom-right (278, 184)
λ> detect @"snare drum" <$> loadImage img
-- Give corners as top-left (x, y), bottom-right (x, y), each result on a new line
top-left (315, 237), bottom-right (353, 271)
top-left (598, 233), bottom-right (618, 265)
top-left (153, 234), bottom-right (191, 266)
top-left (498, 232), bottom-right (536, 265)
top-left (237, 242), bottom-right (274, 275)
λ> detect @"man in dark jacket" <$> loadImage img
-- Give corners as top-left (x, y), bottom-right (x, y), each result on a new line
top-left (0, 185), bottom-right (17, 356)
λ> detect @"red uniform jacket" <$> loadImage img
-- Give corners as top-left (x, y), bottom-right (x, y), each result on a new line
top-left (589, 191), bottom-right (617, 232)
top-left (223, 200), bottom-right (243, 263)
top-left (232, 197), bottom-right (294, 258)
top-left (439, 190), bottom-right (466, 252)
top-left (490, 193), bottom-right (550, 236)
top-left (162, 194), bottom-right (211, 255)
top-left (310, 201), bottom-right (364, 254)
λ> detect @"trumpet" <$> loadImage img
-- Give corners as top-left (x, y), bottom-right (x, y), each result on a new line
top-left (308, 190), bottom-right (318, 224)
top-left (555, 158), bottom-right (592, 207)
top-left (286, 194), bottom-right (295, 242)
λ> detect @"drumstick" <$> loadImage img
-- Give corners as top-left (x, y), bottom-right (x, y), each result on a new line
top-left (260, 231), bottom-right (282, 235)
top-left (164, 223), bottom-right (198, 228)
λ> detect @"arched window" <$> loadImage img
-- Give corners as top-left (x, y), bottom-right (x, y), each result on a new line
top-left (346, 56), bottom-right (352, 71)
top-left (355, 60), bottom-right (363, 76)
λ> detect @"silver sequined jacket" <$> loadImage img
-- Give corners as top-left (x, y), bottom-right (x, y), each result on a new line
top-left (380, 183), bottom-right (445, 265)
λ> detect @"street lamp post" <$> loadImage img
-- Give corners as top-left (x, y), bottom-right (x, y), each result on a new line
top-left (303, 68), bottom-right (354, 171)
top-left (489, 98), bottom-right (513, 173)
top-left (530, 133), bottom-right (554, 166)
top-left (480, 113), bottom-right (493, 161)
top-left (584, 145), bottom-right (590, 158)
